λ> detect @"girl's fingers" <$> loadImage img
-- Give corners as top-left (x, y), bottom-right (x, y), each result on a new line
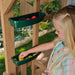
top-left (20, 53), bottom-right (26, 59)
top-left (19, 53), bottom-right (23, 58)
top-left (21, 55), bottom-right (25, 59)
top-left (19, 51), bottom-right (28, 59)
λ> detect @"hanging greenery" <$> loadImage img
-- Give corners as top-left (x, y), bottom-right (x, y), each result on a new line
top-left (26, 0), bottom-right (48, 6)
top-left (26, 0), bottom-right (62, 15)
top-left (26, 0), bottom-right (34, 7)
top-left (41, 0), bottom-right (62, 14)
top-left (13, 0), bottom-right (21, 17)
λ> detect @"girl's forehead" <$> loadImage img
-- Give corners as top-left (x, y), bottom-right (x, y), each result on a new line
top-left (53, 19), bottom-right (62, 24)
top-left (53, 19), bottom-right (63, 29)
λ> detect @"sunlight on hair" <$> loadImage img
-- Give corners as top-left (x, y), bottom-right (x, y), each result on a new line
top-left (53, 5), bottom-right (75, 57)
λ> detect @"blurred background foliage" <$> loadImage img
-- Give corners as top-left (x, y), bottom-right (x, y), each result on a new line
top-left (13, 0), bottom-right (62, 41)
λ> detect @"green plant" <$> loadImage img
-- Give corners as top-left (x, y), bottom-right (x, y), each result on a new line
top-left (47, 19), bottom-right (54, 30)
top-left (14, 28), bottom-right (21, 36)
top-left (13, 1), bottom-right (33, 38)
top-left (26, 0), bottom-right (34, 7)
top-left (13, 0), bottom-right (21, 17)
top-left (41, 0), bottom-right (62, 14)
top-left (26, 0), bottom-right (62, 15)
top-left (39, 20), bottom-right (53, 31)
top-left (21, 27), bottom-right (29, 37)
top-left (13, 0), bottom-right (22, 39)
top-left (39, 21), bottom-right (49, 30)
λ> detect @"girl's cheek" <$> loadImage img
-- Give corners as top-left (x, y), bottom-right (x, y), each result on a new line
top-left (60, 34), bottom-right (64, 39)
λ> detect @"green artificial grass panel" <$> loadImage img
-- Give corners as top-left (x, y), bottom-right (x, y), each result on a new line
top-left (15, 41), bottom-right (32, 54)
top-left (39, 30), bottom-right (57, 44)
top-left (0, 55), bottom-right (5, 59)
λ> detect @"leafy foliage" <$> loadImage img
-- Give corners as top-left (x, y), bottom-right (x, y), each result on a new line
top-left (39, 21), bottom-right (49, 30)
top-left (13, 0), bottom-right (60, 41)
top-left (26, 0), bottom-right (62, 15)
top-left (13, 0), bottom-right (33, 40)
top-left (13, 0), bottom-right (21, 17)
top-left (26, 0), bottom-right (34, 7)
top-left (41, 0), bottom-right (62, 14)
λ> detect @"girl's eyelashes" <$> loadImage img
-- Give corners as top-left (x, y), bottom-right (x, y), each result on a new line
top-left (56, 30), bottom-right (60, 33)
top-left (57, 30), bottom-right (60, 33)
top-left (55, 30), bottom-right (61, 34)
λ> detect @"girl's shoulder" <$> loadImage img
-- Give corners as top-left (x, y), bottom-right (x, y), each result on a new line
top-left (61, 47), bottom-right (75, 66)
top-left (53, 37), bottom-right (74, 59)
top-left (53, 37), bottom-right (62, 46)
top-left (53, 37), bottom-right (64, 50)
top-left (59, 47), bottom-right (75, 62)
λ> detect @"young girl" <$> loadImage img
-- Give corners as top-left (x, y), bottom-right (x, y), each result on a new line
top-left (19, 5), bottom-right (75, 75)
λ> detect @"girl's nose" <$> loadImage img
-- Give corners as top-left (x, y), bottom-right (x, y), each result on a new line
top-left (55, 31), bottom-right (58, 34)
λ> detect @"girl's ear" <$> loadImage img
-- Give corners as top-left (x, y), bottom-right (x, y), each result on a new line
top-left (65, 13), bottom-right (70, 17)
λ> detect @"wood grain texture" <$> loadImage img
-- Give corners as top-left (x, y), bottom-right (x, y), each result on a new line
top-left (1, 0), bottom-right (17, 14)
top-left (1, 0), bottom-right (16, 75)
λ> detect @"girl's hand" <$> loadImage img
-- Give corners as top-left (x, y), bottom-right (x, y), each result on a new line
top-left (19, 51), bottom-right (29, 59)
top-left (40, 73), bottom-right (48, 75)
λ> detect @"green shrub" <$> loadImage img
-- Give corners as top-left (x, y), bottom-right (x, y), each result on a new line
top-left (39, 20), bottom-right (54, 31)
top-left (39, 21), bottom-right (50, 30)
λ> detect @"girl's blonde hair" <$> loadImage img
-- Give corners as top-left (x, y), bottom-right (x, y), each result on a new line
top-left (53, 5), bottom-right (75, 57)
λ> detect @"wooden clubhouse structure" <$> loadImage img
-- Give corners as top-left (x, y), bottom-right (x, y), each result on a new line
top-left (0, 0), bottom-right (67, 75)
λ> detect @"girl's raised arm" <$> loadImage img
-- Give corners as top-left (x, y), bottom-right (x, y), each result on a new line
top-left (19, 41), bottom-right (54, 59)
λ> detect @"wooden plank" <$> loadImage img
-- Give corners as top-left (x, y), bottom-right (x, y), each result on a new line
top-left (33, 0), bottom-right (40, 46)
top-left (16, 61), bottom-right (32, 74)
top-left (21, 60), bottom-right (32, 75)
top-left (1, 1), bottom-right (16, 75)
top-left (21, 64), bottom-right (27, 75)
top-left (31, 60), bottom-right (37, 75)
top-left (27, 61), bottom-right (32, 67)
top-left (33, 0), bottom-right (40, 13)
top-left (20, 0), bottom-right (40, 75)
top-left (2, 0), bottom-right (17, 14)
top-left (31, 0), bottom-right (40, 75)
top-left (20, 0), bottom-right (34, 15)
top-left (16, 66), bottom-right (21, 73)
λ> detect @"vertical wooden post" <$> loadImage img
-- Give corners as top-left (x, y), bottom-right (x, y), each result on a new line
top-left (33, 0), bottom-right (40, 47)
top-left (21, 64), bottom-right (27, 75)
top-left (1, 1), bottom-right (16, 75)
top-left (32, 0), bottom-right (40, 75)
